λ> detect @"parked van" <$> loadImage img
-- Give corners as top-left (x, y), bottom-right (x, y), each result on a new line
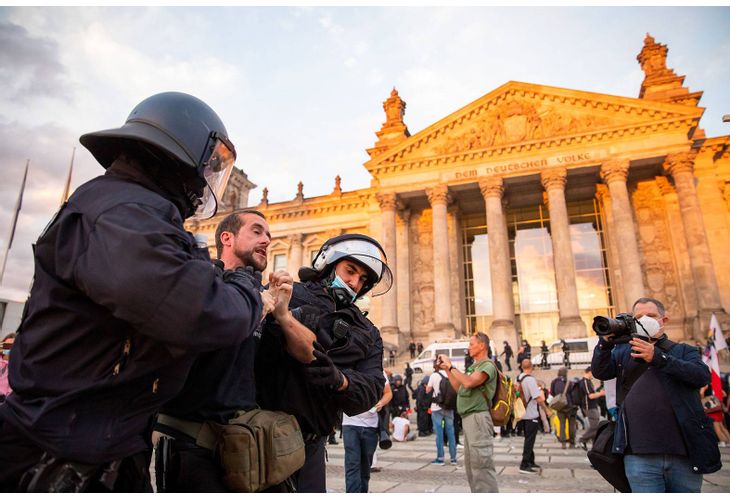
top-left (411, 340), bottom-right (470, 376)
top-left (530, 336), bottom-right (599, 368)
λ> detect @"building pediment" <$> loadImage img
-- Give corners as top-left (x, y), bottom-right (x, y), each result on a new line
top-left (365, 81), bottom-right (702, 177)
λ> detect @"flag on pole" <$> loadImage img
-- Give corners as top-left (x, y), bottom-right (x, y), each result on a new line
top-left (60, 147), bottom-right (75, 206)
top-left (709, 313), bottom-right (727, 351)
top-left (0, 160), bottom-right (29, 285)
top-left (702, 338), bottom-right (724, 405)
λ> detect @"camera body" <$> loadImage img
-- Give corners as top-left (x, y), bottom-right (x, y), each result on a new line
top-left (591, 313), bottom-right (639, 344)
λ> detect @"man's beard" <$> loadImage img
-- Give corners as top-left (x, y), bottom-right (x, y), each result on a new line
top-left (236, 248), bottom-right (267, 272)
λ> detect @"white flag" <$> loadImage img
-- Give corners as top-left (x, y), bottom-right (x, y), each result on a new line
top-left (709, 313), bottom-right (727, 351)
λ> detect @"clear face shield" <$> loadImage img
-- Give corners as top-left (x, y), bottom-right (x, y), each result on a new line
top-left (191, 133), bottom-right (236, 219)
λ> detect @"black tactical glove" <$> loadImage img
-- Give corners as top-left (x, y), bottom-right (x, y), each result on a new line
top-left (303, 342), bottom-right (345, 390)
top-left (222, 265), bottom-right (263, 292)
top-left (291, 305), bottom-right (321, 332)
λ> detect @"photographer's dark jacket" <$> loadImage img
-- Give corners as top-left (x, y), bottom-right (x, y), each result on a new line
top-left (256, 280), bottom-right (385, 436)
top-left (591, 340), bottom-right (721, 474)
top-left (0, 169), bottom-right (262, 464)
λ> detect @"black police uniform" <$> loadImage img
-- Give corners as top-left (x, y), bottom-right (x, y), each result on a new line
top-left (153, 268), bottom-right (264, 492)
top-left (0, 164), bottom-right (263, 492)
top-left (256, 279), bottom-right (385, 493)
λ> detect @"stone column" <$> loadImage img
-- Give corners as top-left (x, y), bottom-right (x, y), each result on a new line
top-left (287, 233), bottom-right (303, 279)
top-left (376, 192), bottom-right (399, 341)
top-left (426, 184), bottom-right (454, 335)
top-left (396, 206), bottom-right (412, 340)
top-left (541, 168), bottom-right (586, 339)
top-left (664, 152), bottom-right (729, 332)
top-left (479, 177), bottom-right (518, 347)
top-left (600, 159), bottom-right (645, 311)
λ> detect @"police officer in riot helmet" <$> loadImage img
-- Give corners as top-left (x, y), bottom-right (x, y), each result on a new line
top-left (256, 233), bottom-right (392, 492)
top-left (0, 92), bottom-right (266, 492)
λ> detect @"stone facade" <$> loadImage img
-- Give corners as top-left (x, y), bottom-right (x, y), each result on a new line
top-left (191, 35), bottom-right (729, 347)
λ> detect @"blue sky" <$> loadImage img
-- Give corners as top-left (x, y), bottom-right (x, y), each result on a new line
top-left (1, 6), bottom-right (729, 296)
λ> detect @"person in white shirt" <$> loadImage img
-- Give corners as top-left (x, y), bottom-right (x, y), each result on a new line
top-left (391, 411), bottom-right (417, 442)
top-left (342, 373), bottom-right (392, 492)
top-left (427, 360), bottom-right (457, 465)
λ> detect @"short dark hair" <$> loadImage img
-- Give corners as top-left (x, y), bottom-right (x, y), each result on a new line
top-left (214, 209), bottom-right (266, 258)
top-left (632, 297), bottom-right (666, 316)
top-left (584, 366), bottom-right (592, 373)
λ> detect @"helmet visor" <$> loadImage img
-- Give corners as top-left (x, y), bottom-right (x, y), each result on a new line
top-left (192, 136), bottom-right (235, 219)
top-left (347, 252), bottom-right (393, 297)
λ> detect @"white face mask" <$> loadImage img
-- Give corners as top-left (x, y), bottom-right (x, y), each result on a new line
top-left (635, 315), bottom-right (662, 339)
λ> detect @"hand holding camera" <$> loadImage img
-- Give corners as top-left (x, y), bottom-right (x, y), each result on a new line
top-left (437, 354), bottom-right (452, 371)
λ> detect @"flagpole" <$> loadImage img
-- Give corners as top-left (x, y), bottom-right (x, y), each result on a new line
top-left (60, 147), bottom-right (75, 206)
top-left (0, 160), bottom-right (30, 286)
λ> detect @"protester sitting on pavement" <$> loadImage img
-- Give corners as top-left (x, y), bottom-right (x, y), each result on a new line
top-left (437, 333), bottom-right (499, 493)
top-left (592, 296), bottom-right (721, 493)
top-left (391, 411), bottom-right (417, 442)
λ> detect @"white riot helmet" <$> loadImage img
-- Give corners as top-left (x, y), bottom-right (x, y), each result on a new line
top-left (308, 234), bottom-right (393, 297)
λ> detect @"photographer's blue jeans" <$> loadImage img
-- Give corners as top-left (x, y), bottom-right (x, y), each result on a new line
top-left (624, 454), bottom-right (703, 492)
top-left (343, 425), bottom-right (378, 493)
top-left (431, 409), bottom-right (456, 461)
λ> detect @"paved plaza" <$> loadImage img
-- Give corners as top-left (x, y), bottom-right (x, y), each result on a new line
top-left (325, 427), bottom-right (730, 493)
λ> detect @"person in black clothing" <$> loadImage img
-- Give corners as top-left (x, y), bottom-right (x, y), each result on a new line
top-left (417, 342), bottom-right (424, 355)
top-left (409, 341), bottom-right (417, 359)
top-left (522, 340), bottom-right (532, 358)
top-left (152, 210), bottom-right (287, 492)
top-left (501, 341), bottom-right (513, 371)
top-left (0, 92), bottom-right (264, 493)
top-left (549, 367), bottom-right (577, 449)
top-left (390, 374), bottom-right (410, 416)
top-left (577, 367), bottom-right (605, 450)
top-left (540, 340), bottom-right (549, 369)
top-left (516, 345), bottom-right (528, 373)
top-left (256, 234), bottom-right (391, 492)
top-left (413, 376), bottom-right (433, 436)
top-left (561, 339), bottom-right (571, 369)
top-left (404, 363), bottom-right (414, 392)
top-left (389, 348), bottom-right (396, 368)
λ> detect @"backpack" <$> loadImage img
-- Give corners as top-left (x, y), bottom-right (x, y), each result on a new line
top-left (434, 372), bottom-right (457, 410)
top-left (489, 368), bottom-right (519, 426)
top-left (567, 378), bottom-right (583, 409)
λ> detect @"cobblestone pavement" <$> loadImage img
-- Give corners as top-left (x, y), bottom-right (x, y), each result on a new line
top-left (325, 428), bottom-right (730, 493)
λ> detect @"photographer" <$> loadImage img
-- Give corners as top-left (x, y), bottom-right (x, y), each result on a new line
top-left (591, 297), bottom-right (721, 492)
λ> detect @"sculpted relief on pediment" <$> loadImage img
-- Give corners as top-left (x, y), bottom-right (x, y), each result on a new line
top-left (433, 98), bottom-right (616, 156)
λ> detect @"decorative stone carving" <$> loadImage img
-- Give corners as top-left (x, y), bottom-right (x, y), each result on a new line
top-left (637, 33), bottom-right (670, 78)
top-left (333, 175), bottom-right (342, 195)
top-left (478, 177), bottom-right (504, 199)
top-left (600, 159), bottom-right (630, 184)
top-left (664, 151), bottom-right (697, 177)
top-left (295, 181), bottom-right (304, 202)
top-left (376, 192), bottom-right (398, 211)
top-left (426, 184), bottom-right (451, 206)
top-left (410, 209), bottom-right (435, 334)
top-left (632, 181), bottom-right (683, 331)
top-left (259, 187), bottom-right (269, 207)
top-left (540, 168), bottom-right (567, 191)
top-left (288, 233), bottom-right (303, 245)
top-left (435, 98), bottom-right (611, 155)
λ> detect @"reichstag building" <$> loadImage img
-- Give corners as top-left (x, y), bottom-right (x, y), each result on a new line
top-left (187, 35), bottom-right (730, 350)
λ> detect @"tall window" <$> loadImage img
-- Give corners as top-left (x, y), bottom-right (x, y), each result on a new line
top-left (273, 254), bottom-right (287, 272)
top-left (462, 198), bottom-right (612, 342)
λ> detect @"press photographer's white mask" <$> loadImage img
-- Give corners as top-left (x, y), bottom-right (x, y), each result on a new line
top-left (636, 315), bottom-right (662, 339)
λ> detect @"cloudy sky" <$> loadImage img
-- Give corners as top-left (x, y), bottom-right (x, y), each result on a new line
top-left (1, 5), bottom-right (729, 298)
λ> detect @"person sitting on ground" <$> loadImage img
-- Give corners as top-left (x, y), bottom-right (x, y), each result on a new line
top-left (391, 411), bottom-right (417, 442)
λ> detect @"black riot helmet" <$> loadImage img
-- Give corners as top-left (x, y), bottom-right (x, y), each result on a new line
top-left (79, 91), bottom-right (236, 219)
top-left (299, 233), bottom-right (393, 299)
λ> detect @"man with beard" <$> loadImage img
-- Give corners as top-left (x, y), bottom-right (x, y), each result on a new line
top-left (153, 209), bottom-right (285, 492)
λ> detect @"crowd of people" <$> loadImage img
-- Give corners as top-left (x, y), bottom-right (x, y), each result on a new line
top-left (0, 91), bottom-right (725, 494)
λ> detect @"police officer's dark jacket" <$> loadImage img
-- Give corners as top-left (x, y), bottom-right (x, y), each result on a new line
top-left (0, 163), bottom-right (263, 464)
top-left (159, 271), bottom-right (263, 425)
top-left (256, 280), bottom-right (385, 436)
top-left (591, 339), bottom-right (722, 475)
